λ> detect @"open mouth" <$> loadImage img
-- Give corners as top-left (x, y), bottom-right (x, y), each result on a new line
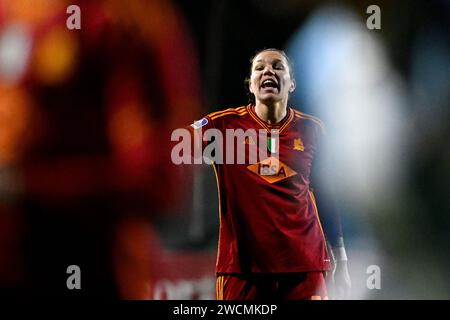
top-left (261, 79), bottom-right (279, 91)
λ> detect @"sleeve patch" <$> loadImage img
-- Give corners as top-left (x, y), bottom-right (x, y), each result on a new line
top-left (191, 117), bottom-right (208, 129)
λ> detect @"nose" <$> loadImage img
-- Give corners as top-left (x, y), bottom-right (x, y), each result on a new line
top-left (263, 66), bottom-right (275, 76)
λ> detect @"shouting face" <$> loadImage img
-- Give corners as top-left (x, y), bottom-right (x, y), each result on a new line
top-left (249, 50), bottom-right (296, 104)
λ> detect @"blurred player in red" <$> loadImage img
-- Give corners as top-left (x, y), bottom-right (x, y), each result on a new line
top-left (184, 49), bottom-right (351, 300)
top-left (0, 0), bottom-right (200, 298)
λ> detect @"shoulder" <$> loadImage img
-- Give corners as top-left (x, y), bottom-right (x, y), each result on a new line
top-left (206, 105), bottom-right (249, 121)
top-left (292, 109), bottom-right (326, 135)
top-left (190, 106), bottom-right (248, 131)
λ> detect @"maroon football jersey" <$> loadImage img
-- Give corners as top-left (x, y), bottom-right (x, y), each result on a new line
top-left (189, 104), bottom-right (332, 273)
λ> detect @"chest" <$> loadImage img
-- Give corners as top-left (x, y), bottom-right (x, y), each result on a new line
top-left (220, 121), bottom-right (317, 182)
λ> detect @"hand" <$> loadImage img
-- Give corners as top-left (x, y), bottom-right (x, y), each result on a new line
top-left (333, 259), bottom-right (351, 299)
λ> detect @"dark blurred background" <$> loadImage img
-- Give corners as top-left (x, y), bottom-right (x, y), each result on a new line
top-left (0, 0), bottom-right (448, 299)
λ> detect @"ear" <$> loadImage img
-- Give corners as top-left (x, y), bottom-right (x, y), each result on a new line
top-left (289, 79), bottom-right (296, 93)
top-left (249, 81), bottom-right (254, 94)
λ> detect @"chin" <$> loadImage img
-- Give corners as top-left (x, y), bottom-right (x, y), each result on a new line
top-left (258, 95), bottom-right (282, 104)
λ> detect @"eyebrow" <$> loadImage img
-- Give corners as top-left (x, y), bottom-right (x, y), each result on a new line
top-left (254, 58), bottom-right (284, 64)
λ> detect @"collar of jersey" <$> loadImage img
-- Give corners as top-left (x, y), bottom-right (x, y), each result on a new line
top-left (247, 104), bottom-right (294, 133)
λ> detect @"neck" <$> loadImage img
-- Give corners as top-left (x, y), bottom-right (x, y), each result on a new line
top-left (254, 100), bottom-right (288, 124)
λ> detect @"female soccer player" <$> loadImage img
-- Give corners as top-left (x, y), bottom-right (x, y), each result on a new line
top-left (187, 48), bottom-right (351, 300)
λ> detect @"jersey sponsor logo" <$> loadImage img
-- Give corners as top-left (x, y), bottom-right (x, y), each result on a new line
top-left (190, 117), bottom-right (208, 129)
top-left (247, 156), bottom-right (297, 183)
top-left (293, 138), bottom-right (304, 151)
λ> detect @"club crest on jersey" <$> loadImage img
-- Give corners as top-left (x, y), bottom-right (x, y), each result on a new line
top-left (247, 157), bottom-right (297, 184)
top-left (293, 138), bottom-right (304, 151)
top-left (191, 117), bottom-right (208, 129)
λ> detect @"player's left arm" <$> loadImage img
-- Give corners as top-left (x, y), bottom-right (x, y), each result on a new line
top-left (310, 122), bottom-right (351, 299)
top-left (314, 185), bottom-right (352, 299)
